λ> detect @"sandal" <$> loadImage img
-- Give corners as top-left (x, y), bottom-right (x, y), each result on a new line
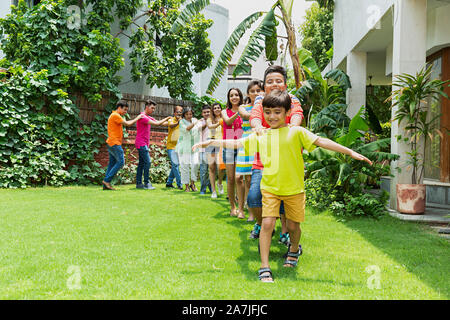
top-left (102, 181), bottom-right (115, 190)
top-left (258, 268), bottom-right (274, 283)
top-left (283, 244), bottom-right (302, 268)
top-left (237, 210), bottom-right (245, 219)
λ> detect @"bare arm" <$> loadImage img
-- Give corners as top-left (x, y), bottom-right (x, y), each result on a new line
top-left (207, 118), bottom-right (221, 129)
top-left (222, 109), bottom-right (239, 126)
top-left (192, 138), bottom-right (243, 151)
top-left (163, 117), bottom-right (181, 128)
top-left (122, 114), bottom-right (143, 126)
top-left (238, 105), bottom-right (251, 120)
top-left (186, 119), bottom-right (197, 131)
top-left (147, 116), bottom-right (172, 127)
top-left (290, 114), bottom-right (303, 126)
top-left (314, 137), bottom-right (373, 165)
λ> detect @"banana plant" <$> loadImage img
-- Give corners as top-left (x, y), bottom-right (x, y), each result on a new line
top-left (206, 0), bottom-right (305, 94)
top-left (295, 47), bottom-right (351, 126)
top-left (315, 0), bottom-right (334, 10)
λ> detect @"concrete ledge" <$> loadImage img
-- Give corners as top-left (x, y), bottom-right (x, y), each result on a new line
top-left (387, 207), bottom-right (450, 224)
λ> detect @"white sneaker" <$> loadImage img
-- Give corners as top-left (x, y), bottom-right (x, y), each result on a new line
top-left (211, 191), bottom-right (217, 199)
top-left (218, 184), bottom-right (224, 195)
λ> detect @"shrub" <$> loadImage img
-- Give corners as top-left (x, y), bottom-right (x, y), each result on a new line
top-left (330, 191), bottom-right (389, 220)
top-left (305, 177), bottom-right (339, 213)
top-left (148, 139), bottom-right (171, 184)
top-left (112, 139), bottom-right (171, 185)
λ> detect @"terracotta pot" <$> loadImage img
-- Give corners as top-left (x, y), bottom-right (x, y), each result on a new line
top-left (396, 184), bottom-right (426, 214)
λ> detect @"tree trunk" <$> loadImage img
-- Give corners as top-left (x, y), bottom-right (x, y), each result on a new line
top-left (278, 4), bottom-right (303, 89)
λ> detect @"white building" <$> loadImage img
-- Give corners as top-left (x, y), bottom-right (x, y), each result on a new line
top-left (332, 0), bottom-right (450, 210)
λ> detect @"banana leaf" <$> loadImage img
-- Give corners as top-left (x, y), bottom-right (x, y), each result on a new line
top-left (206, 11), bottom-right (264, 94)
top-left (336, 106), bottom-right (368, 147)
top-left (324, 68), bottom-right (352, 91)
top-left (233, 9), bottom-right (277, 77)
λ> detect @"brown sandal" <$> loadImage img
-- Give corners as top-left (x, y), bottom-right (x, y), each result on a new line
top-left (102, 181), bottom-right (115, 190)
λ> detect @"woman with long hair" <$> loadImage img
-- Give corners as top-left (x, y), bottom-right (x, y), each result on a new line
top-left (221, 88), bottom-right (244, 218)
top-left (236, 80), bottom-right (263, 221)
top-left (206, 103), bottom-right (225, 198)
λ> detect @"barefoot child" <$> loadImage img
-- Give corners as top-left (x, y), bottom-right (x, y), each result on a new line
top-left (193, 90), bottom-right (372, 283)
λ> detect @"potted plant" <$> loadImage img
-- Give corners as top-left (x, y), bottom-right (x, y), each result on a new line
top-left (387, 65), bottom-right (449, 214)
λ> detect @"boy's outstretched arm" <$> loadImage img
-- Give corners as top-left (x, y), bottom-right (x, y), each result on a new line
top-left (314, 137), bottom-right (373, 165)
top-left (192, 139), bottom-right (243, 152)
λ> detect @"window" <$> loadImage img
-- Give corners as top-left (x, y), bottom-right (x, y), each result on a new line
top-left (424, 56), bottom-right (442, 180)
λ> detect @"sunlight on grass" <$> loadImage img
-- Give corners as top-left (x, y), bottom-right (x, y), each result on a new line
top-left (0, 185), bottom-right (448, 299)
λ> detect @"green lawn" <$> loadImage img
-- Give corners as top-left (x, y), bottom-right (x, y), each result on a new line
top-left (0, 185), bottom-right (448, 299)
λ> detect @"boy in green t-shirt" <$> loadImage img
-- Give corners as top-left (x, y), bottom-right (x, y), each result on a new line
top-left (192, 90), bottom-right (372, 283)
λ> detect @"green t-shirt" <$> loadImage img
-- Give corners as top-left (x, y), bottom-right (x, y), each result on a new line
top-left (243, 126), bottom-right (319, 196)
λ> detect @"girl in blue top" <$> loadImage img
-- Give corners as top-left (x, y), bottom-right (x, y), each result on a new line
top-left (236, 80), bottom-right (263, 221)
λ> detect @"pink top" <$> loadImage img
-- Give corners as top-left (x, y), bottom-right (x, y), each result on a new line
top-left (135, 112), bottom-right (156, 148)
top-left (223, 108), bottom-right (243, 140)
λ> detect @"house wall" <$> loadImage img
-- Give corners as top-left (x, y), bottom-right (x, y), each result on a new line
top-left (427, 4), bottom-right (450, 54)
top-left (333, 0), bottom-right (393, 68)
top-left (0, 1), bottom-right (13, 59)
top-left (334, 0), bottom-right (450, 212)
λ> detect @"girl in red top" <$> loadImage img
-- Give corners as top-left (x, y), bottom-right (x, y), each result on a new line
top-left (221, 88), bottom-right (244, 218)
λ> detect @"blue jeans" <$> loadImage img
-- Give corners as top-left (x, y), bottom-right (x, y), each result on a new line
top-left (199, 152), bottom-right (211, 193)
top-left (247, 169), bottom-right (285, 214)
top-left (136, 145), bottom-right (151, 185)
top-left (104, 145), bottom-right (125, 183)
top-left (166, 149), bottom-right (181, 187)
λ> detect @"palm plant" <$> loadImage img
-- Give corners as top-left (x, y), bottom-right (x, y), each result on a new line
top-left (386, 65), bottom-right (449, 184)
top-left (206, 0), bottom-right (304, 94)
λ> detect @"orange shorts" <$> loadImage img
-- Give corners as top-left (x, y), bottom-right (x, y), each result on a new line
top-left (261, 189), bottom-right (306, 223)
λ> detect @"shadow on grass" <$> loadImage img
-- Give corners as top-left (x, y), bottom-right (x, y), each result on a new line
top-left (342, 214), bottom-right (450, 297)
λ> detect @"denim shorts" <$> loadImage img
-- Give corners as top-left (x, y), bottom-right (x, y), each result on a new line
top-left (206, 144), bottom-right (220, 155)
top-left (247, 168), bottom-right (285, 214)
top-left (222, 148), bottom-right (238, 165)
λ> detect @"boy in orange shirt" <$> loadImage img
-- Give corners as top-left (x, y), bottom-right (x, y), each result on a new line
top-left (102, 100), bottom-right (142, 190)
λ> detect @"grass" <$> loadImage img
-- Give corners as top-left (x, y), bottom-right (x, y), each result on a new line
top-left (0, 184), bottom-right (448, 299)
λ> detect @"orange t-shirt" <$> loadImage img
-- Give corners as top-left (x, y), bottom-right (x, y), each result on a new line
top-left (249, 94), bottom-right (304, 170)
top-left (106, 111), bottom-right (124, 146)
